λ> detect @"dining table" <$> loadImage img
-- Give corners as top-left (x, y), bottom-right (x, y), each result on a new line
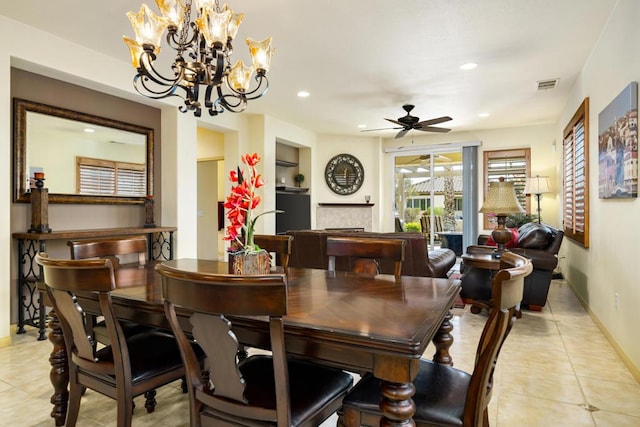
top-left (43, 259), bottom-right (461, 426)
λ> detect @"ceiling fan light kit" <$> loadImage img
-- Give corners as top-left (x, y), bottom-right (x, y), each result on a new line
top-left (361, 104), bottom-right (452, 138)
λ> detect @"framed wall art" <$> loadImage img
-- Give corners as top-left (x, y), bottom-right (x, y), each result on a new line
top-left (598, 82), bottom-right (638, 199)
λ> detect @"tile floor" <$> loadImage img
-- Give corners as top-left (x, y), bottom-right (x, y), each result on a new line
top-left (1, 279), bottom-right (640, 426)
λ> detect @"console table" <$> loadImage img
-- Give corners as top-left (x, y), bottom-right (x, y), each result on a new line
top-left (12, 226), bottom-right (176, 340)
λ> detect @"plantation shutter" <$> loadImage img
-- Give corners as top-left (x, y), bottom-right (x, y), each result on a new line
top-left (483, 148), bottom-right (531, 227)
top-left (78, 161), bottom-right (116, 195)
top-left (562, 98), bottom-right (589, 247)
top-left (77, 157), bottom-right (146, 196)
top-left (116, 165), bottom-right (146, 196)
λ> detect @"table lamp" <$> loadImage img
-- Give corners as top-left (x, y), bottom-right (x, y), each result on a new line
top-left (479, 177), bottom-right (524, 256)
top-left (523, 175), bottom-right (551, 223)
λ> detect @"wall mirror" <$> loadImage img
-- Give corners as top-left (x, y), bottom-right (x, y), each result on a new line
top-left (13, 98), bottom-right (153, 204)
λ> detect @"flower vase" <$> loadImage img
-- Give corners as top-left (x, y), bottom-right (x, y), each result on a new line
top-left (228, 250), bottom-right (271, 275)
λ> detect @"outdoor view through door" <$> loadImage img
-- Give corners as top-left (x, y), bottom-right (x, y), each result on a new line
top-left (394, 150), bottom-right (463, 251)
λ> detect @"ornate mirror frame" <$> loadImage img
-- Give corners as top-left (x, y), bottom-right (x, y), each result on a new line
top-left (13, 98), bottom-right (154, 204)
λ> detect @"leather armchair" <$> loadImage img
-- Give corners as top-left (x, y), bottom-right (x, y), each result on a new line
top-left (461, 222), bottom-right (564, 310)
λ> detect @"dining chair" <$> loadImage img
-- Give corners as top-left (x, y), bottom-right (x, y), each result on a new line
top-left (254, 234), bottom-right (293, 274)
top-left (68, 236), bottom-right (154, 346)
top-left (157, 263), bottom-right (354, 427)
top-left (35, 254), bottom-right (204, 426)
top-left (340, 251), bottom-right (533, 427)
top-left (326, 236), bottom-right (406, 280)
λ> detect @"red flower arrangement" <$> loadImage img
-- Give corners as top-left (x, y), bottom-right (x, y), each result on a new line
top-left (223, 153), bottom-right (281, 254)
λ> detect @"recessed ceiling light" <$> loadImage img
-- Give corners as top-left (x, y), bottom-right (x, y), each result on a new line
top-left (358, 124), bottom-right (367, 129)
top-left (459, 62), bottom-right (477, 71)
top-left (478, 112), bottom-right (490, 118)
top-left (297, 91), bottom-right (310, 98)
top-left (84, 128), bottom-right (95, 133)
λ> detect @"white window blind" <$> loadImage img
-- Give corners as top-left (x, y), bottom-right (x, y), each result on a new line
top-left (77, 157), bottom-right (146, 196)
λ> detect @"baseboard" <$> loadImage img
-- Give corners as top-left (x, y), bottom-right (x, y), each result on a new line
top-left (567, 281), bottom-right (640, 384)
top-left (0, 335), bottom-right (12, 348)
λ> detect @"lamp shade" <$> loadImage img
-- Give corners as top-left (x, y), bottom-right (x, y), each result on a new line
top-left (523, 175), bottom-right (551, 195)
top-left (479, 177), bottom-right (525, 215)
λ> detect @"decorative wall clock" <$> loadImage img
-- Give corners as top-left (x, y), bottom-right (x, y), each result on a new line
top-left (324, 153), bottom-right (364, 195)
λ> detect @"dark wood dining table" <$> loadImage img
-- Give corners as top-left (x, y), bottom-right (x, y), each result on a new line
top-left (43, 259), bottom-right (461, 426)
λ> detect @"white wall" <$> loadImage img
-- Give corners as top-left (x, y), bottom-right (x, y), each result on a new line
top-left (557, 0), bottom-right (640, 378)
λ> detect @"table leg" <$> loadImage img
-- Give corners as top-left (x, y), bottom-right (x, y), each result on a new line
top-left (47, 309), bottom-right (69, 426)
top-left (432, 310), bottom-right (454, 366)
top-left (379, 380), bottom-right (416, 427)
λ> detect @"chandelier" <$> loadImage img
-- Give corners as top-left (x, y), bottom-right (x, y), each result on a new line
top-left (123, 0), bottom-right (273, 117)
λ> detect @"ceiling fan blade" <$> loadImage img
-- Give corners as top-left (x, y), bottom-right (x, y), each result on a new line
top-left (416, 126), bottom-right (451, 133)
top-left (360, 126), bottom-right (404, 132)
top-left (395, 128), bottom-right (410, 139)
top-left (385, 118), bottom-right (407, 127)
top-left (416, 116), bottom-right (453, 127)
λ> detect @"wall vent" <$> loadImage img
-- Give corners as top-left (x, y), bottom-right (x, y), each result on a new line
top-left (537, 78), bottom-right (559, 90)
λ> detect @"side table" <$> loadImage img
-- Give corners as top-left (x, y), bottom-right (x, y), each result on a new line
top-left (460, 248), bottom-right (500, 314)
top-left (12, 226), bottom-right (176, 340)
top-left (461, 248), bottom-right (523, 317)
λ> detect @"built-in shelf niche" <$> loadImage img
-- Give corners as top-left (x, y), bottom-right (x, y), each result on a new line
top-left (275, 142), bottom-right (302, 188)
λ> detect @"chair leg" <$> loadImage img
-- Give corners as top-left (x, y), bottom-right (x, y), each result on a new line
top-left (181, 377), bottom-right (188, 393)
top-left (66, 381), bottom-right (83, 427)
top-left (144, 389), bottom-right (157, 413)
top-left (117, 391), bottom-right (134, 427)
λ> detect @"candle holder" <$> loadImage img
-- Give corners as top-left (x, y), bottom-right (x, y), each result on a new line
top-left (144, 196), bottom-right (156, 228)
top-left (29, 174), bottom-right (52, 233)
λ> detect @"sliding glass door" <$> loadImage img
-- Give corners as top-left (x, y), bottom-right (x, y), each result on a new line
top-left (394, 150), bottom-right (463, 250)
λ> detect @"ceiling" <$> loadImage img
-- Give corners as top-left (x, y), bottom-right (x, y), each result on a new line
top-left (0, 0), bottom-right (618, 137)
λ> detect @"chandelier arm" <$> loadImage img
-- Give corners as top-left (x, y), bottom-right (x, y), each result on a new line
top-left (166, 28), bottom-right (199, 55)
top-left (214, 84), bottom-right (246, 112)
top-left (221, 73), bottom-right (269, 101)
top-left (210, 49), bottom-right (226, 87)
top-left (133, 75), bottom-right (178, 99)
top-left (136, 52), bottom-right (186, 87)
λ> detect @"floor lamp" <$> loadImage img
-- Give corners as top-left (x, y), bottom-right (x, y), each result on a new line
top-left (480, 177), bottom-right (524, 256)
top-left (523, 175), bottom-right (551, 223)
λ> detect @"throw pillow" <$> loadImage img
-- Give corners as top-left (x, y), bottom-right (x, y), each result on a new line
top-left (485, 228), bottom-right (519, 248)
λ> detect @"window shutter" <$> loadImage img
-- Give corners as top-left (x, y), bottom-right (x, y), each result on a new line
top-left (78, 163), bottom-right (116, 195)
top-left (77, 157), bottom-right (146, 197)
top-left (116, 164), bottom-right (146, 196)
top-left (562, 98), bottom-right (589, 247)
top-left (483, 148), bottom-right (531, 227)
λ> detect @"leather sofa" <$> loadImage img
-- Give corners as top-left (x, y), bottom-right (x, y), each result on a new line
top-left (460, 222), bottom-right (564, 310)
top-left (285, 230), bottom-right (457, 278)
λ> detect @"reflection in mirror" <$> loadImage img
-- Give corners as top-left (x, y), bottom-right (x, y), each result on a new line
top-left (14, 98), bottom-right (153, 204)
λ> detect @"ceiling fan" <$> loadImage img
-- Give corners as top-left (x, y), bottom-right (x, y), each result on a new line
top-left (408, 154), bottom-right (452, 165)
top-left (361, 104), bottom-right (452, 139)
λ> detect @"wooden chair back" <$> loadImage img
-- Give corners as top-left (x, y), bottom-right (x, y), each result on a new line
top-left (159, 263), bottom-right (353, 426)
top-left (68, 235), bottom-right (148, 268)
top-left (254, 234), bottom-right (293, 273)
top-left (341, 251), bottom-right (532, 427)
top-left (326, 236), bottom-right (405, 280)
top-left (68, 235), bottom-right (151, 346)
top-left (464, 251), bottom-right (532, 425)
top-left (158, 264), bottom-right (290, 424)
